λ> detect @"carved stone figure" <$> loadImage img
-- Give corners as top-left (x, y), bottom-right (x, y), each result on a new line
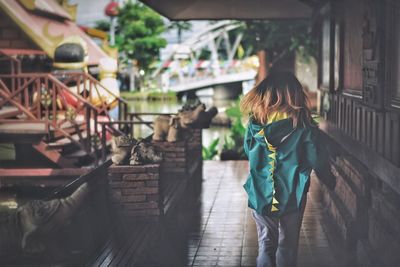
top-left (0, 182), bottom-right (89, 261)
top-left (179, 103), bottom-right (206, 127)
top-left (153, 115), bottom-right (184, 142)
top-left (152, 102), bottom-right (219, 142)
top-left (111, 135), bottom-right (135, 165)
top-left (179, 105), bottom-right (218, 129)
top-left (130, 139), bottom-right (163, 165)
top-left (178, 99), bottom-right (202, 112)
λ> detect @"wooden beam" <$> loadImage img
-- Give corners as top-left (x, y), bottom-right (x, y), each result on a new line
top-left (140, 0), bottom-right (312, 20)
top-left (32, 141), bottom-right (76, 168)
top-left (0, 168), bottom-right (91, 177)
top-left (0, 85), bottom-right (37, 120)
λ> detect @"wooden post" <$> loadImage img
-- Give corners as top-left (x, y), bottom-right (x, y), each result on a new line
top-left (85, 106), bottom-right (91, 153)
top-left (124, 103), bottom-right (128, 121)
top-left (256, 49), bottom-right (268, 84)
top-left (101, 123), bottom-right (107, 163)
top-left (118, 101), bottom-right (122, 121)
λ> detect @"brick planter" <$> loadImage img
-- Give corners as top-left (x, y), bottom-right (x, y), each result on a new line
top-left (107, 164), bottom-right (162, 222)
top-left (151, 140), bottom-right (187, 177)
top-left (151, 129), bottom-right (203, 179)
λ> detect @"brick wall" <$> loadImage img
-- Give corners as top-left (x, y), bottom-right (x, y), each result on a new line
top-left (186, 129), bottom-right (203, 172)
top-left (108, 164), bottom-right (162, 222)
top-left (107, 130), bottom-right (203, 222)
top-left (318, 151), bottom-right (400, 266)
top-left (151, 140), bottom-right (187, 177)
top-left (151, 129), bottom-right (203, 179)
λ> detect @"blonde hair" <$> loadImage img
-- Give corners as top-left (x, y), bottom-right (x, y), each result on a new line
top-left (240, 71), bottom-right (313, 127)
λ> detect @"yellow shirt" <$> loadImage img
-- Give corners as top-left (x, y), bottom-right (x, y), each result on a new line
top-left (267, 112), bottom-right (288, 124)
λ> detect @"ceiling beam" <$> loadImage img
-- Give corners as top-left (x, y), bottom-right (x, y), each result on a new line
top-left (140, 0), bottom-right (313, 20)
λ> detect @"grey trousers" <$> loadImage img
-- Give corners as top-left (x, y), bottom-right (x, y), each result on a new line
top-left (252, 194), bottom-right (307, 267)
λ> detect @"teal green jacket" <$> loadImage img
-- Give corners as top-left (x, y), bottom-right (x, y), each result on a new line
top-left (243, 117), bottom-right (336, 217)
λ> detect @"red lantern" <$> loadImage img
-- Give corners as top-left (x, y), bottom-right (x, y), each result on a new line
top-left (105, 2), bottom-right (119, 17)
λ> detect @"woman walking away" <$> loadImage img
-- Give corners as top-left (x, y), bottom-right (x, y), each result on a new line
top-left (240, 70), bottom-right (336, 267)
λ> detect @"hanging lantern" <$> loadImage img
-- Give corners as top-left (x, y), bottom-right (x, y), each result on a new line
top-left (105, 1), bottom-right (119, 17)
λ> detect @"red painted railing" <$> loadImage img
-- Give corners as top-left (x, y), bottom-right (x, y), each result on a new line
top-left (0, 72), bottom-right (127, 164)
top-left (52, 71), bottom-right (128, 121)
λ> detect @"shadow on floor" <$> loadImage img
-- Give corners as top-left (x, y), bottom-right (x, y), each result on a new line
top-left (137, 161), bottom-right (347, 267)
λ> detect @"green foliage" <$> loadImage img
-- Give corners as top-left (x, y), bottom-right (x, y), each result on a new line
top-left (167, 21), bottom-right (193, 43)
top-left (222, 135), bottom-right (234, 151)
top-left (116, 1), bottom-right (167, 70)
top-left (225, 102), bottom-right (243, 122)
top-left (198, 48), bottom-right (211, 60)
top-left (222, 98), bottom-right (247, 159)
top-left (241, 20), bottom-right (316, 62)
top-left (94, 20), bottom-right (110, 32)
top-left (202, 138), bottom-right (220, 160)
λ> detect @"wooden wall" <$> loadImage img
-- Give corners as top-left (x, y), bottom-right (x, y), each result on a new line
top-left (319, 0), bottom-right (400, 180)
top-left (0, 9), bottom-right (38, 50)
top-left (316, 0), bottom-right (400, 266)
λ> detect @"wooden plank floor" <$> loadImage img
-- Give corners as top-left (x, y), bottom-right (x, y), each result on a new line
top-left (86, 220), bottom-right (158, 267)
top-left (85, 160), bottom-right (346, 267)
top-left (183, 160), bottom-right (346, 267)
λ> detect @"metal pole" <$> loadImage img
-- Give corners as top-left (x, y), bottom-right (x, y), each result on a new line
top-left (110, 16), bottom-right (116, 46)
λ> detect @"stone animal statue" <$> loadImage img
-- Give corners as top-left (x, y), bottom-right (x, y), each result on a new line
top-left (178, 99), bottom-right (202, 112)
top-left (130, 139), bottom-right (163, 165)
top-left (111, 135), bottom-right (135, 165)
top-left (153, 103), bottom-right (219, 142)
top-left (153, 115), bottom-right (185, 142)
top-left (195, 106), bottom-right (218, 128)
top-left (0, 182), bottom-right (89, 262)
top-left (179, 103), bottom-right (206, 127)
top-left (179, 104), bottom-right (218, 129)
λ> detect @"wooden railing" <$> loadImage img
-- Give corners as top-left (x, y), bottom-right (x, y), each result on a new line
top-left (0, 73), bottom-right (125, 164)
top-left (127, 112), bottom-right (177, 131)
top-left (0, 71), bottom-right (130, 165)
top-left (0, 51), bottom-right (21, 75)
top-left (52, 71), bottom-right (128, 121)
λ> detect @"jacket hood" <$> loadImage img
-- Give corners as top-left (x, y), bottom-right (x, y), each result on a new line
top-left (248, 117), bottom-right (295, 147)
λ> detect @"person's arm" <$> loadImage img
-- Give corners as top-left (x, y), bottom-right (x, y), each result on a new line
top-left (304, 127), bottom-right (336, 190)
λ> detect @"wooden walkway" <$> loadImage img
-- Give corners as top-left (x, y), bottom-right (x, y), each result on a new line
top-left (87, 221), bottom-right (157, 267)
top-left (67, 160), bottom-right (345, 267)
top-left (182, 161), bottom-right (346, 267)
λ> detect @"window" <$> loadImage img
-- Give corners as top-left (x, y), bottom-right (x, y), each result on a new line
top-left (333, 22), bottom-right (341, 91)
top-left (318, 4), bottom-right (332, 91)
top-left (386, 0), bottom-right (400, 109)
top-left (391, 2), bottom-right (400, 106)
top-left (343, 0), bottom-right (363, 93)
top-left (321, 17), bottom-right (331, 89)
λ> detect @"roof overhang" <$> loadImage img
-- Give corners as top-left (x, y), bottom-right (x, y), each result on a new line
top-left (0, 48), bottom-right (46, 56)
top-left (139, 0), bottom-right (313, 20)
top-left (0, 0), bottom-right (108, 65)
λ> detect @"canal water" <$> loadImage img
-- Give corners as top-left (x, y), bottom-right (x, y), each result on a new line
top-left (128, 94), bottom-right (236, 150)
top-left (128, 80), bottom-right (255, 149)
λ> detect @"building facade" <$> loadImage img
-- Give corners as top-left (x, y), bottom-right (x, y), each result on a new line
top-left (315, 0), bottom-right (400, 266)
